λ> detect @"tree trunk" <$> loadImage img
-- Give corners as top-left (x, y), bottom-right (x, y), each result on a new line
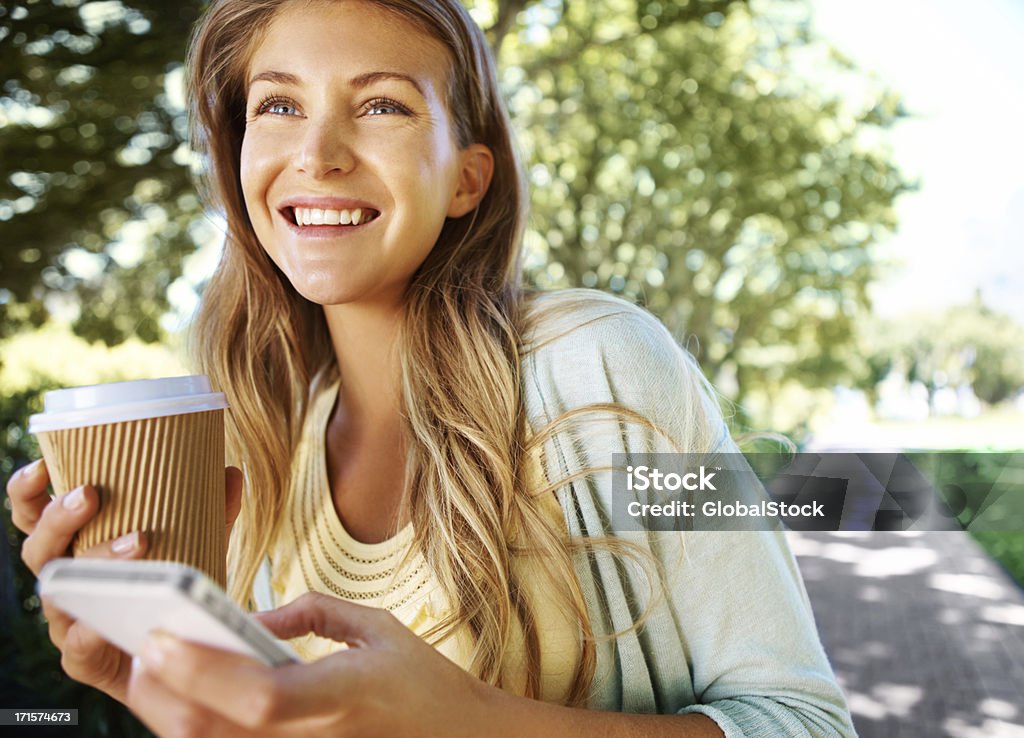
top-left (489, 0), bottom-right (529, 60)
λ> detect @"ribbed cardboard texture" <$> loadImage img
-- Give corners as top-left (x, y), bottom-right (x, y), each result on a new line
top-left (37, 410), bottom-right (226, 587)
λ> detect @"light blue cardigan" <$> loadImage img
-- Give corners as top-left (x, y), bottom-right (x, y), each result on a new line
top-left (255, 288), bottom-right (857, 737)
top-left (518, 289), bottom-right (855, 736)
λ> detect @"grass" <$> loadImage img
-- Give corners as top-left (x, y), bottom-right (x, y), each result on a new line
top-left (971, 532), bottom-right (1024, 590)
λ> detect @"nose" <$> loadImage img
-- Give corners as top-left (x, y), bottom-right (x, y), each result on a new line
top-left (295, 117), bottom-right (356, 178)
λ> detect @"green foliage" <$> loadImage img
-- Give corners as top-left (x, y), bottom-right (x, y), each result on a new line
top-left (857, 297), bottom-right (1024, 410)
top-left (2, 1), bottom-right (908, 405)
top-left (907, 451), bottom-right (1024, 588)
top-left (501, 0), bottom-right (909, 412)
top-left (0, 0), bottom-right (205, 345)
top-left (972, 532), bottom-right (1024, 590)
top-left (933, 453), bottom-right (1024, 588)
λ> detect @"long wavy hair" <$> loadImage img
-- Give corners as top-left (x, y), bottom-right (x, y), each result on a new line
top-left (186, 0), bottom-right (720, 707)
top-left (188, 0), bottom-right (733, 708)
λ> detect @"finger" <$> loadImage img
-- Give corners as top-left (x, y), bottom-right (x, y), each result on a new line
top-left (41, 596), bottom-right (132, 701)
top-left (36, 528), bottom-right (148, 638)
top-left (41, 595), bottom-right (75, 650)
top-left (41, 593), bottom-right (120, 655)
top-left (138, 631), bottom-right (363, 728)
top-left (253, 592), bottom-right (397, 649)
top-left (23, 501), bottom-right (148, 576)
top-left (20, 485), bottom-right (101, 574)
top-left (128, 656), bottom-right (245, 738)
top-left (7, 459), bottom-right (51, 533)
top-left (62, 621), bottom-right (131, 696)
top-left (76, 529), bottom-right (148, 559)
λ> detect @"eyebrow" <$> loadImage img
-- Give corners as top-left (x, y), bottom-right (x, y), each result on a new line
top-left (248, 70), bottom-right (426, 98)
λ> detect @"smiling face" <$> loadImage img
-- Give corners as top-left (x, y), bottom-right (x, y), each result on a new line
top-left (240, 0), bottom-right (490, 307)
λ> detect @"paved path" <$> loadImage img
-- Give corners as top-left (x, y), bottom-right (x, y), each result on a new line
top-left (793, 530), bottom-right (1024, 738)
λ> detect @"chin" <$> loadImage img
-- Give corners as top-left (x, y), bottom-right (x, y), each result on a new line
top-left (289, 281), bottom-right (360, 306)
top-left (285, 274), bottom-right (405, 309)
top-left (272, 262), bottom-right (349, 302)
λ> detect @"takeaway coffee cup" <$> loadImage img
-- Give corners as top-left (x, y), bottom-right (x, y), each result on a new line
top-left (28, 376), bottom-right (229, 586)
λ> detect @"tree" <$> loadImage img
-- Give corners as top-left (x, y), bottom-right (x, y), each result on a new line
top-left (1, 0), bottom-right (204, 344)
top-left (857, 297), bottom-right (1024, 412)
top-left (2, 1), bottom-right (907, 404)
top-left (499, 0), bottom-right (909, 411)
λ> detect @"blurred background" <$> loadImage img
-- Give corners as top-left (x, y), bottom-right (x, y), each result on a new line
top-left (2, 0), bottom-right (1022, 735)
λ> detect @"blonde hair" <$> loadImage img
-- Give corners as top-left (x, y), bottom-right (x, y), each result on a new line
top-left (185, 0), bottom-right (717, 707)
top-left (188, 0), bottom-right (598, 704)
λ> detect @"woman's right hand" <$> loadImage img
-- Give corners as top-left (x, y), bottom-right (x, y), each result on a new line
top-left (7, 459), bottom-right (146, 703)
top-left (8, 460), bottom-right (245, 704)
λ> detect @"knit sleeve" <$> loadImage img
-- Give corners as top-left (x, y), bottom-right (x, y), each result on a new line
top-left (521, 289), bottom-right (857, 737)
top-left (668, 521), bottom-right (858, 737)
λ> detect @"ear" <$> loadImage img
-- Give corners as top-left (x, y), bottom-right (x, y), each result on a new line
top-left (447, 143), bottom-right (494, 218)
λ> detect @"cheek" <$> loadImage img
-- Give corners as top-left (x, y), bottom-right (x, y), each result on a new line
top-left (236, 137), bottom-right (276, 237)
top-left (238, 140), bottom-right (260, 209)
top-left (238, 138), bottom-right (282, 262)
top-left (407, 148), bottom-right (459, 218)
top-left (239, 135), bottom-right (278, 212)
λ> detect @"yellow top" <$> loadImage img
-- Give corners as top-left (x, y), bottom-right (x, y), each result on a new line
top-left (265, 376), bottom-right (581, 703)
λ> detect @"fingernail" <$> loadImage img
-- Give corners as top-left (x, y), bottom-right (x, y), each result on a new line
top-left (131, 655), bottom-right (146, 675)
top-left (62, 486), bottom-right (87, 511)
top-left (20, 459), bottom-right (42, 479)
top-left (111, 531), bottom-right (140, 554)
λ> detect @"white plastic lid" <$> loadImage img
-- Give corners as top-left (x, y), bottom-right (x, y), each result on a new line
top-left (28, 375), bottom-right (228, 433)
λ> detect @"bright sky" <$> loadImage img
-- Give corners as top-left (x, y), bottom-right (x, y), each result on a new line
top-left (809, 0), bottom-right (1024, 322)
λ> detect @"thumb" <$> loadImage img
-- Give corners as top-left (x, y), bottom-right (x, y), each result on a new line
top-left (253, 593), bottom-right (395, 649)
top-left (224, 466), bottom-right (243, 540)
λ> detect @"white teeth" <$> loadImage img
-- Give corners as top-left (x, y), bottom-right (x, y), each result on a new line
top-left (293, 206), bottom-right (374, 226)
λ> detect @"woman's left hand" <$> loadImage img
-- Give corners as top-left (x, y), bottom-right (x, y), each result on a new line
top-left (126, 592), bottom-right (497, 738)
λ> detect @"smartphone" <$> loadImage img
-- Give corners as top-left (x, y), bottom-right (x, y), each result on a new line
top-left (37, 558), bottom-right (300, 667)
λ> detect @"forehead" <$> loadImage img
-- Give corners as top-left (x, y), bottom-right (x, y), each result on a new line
top-left (246, 0), bottom-right (452, 92)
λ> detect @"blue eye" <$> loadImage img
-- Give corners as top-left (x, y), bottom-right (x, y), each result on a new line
top-left (253, 95), bottom-right (300, 117)
top-left (367, 103), bottom-right (398, 116)
top-left (365, 97), bottom-right (410, 116)
top-left (267, 101), bottom-right (299, 116)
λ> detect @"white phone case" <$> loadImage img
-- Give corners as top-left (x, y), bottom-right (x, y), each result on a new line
top-left (37, 558), bottom-right (299, 667)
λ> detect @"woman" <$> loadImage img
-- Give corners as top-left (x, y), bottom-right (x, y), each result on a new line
top-left (8, 0), bottom-right (858, 735)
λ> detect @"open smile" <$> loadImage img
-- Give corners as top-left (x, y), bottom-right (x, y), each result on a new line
top-left (284, 206), bottom-right (381, 227)
top-left (277, 201), bottom-right (383, 237)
